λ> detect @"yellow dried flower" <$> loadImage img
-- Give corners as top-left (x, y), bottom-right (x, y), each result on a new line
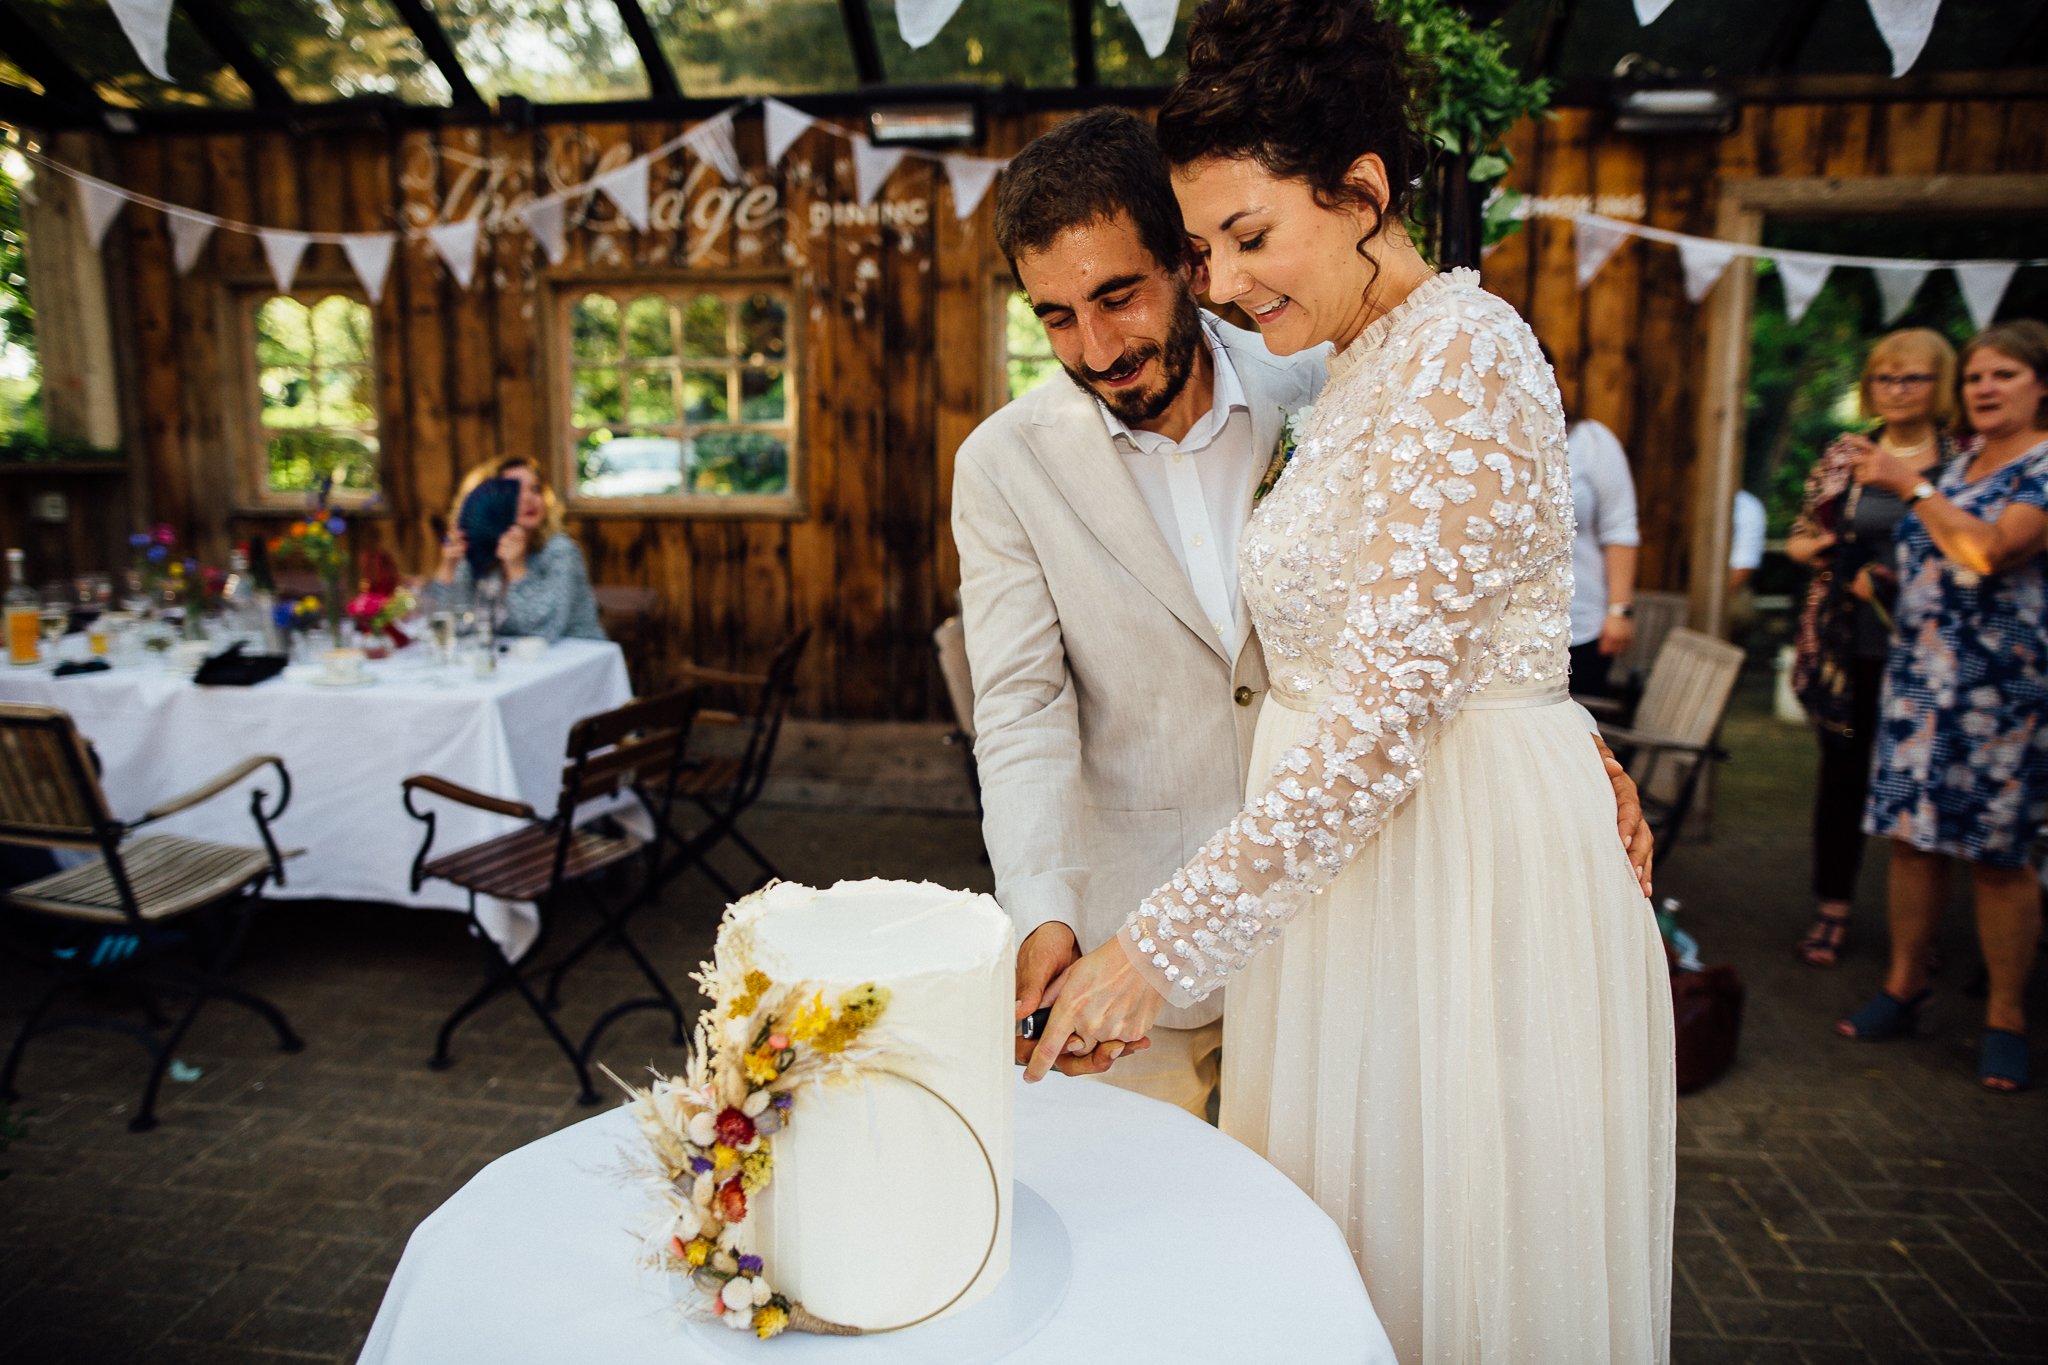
top-left (786, 991), bottom-right (829, 1042)
top-left (743, 1050), bottom-right (779, 1086)
top-left (684, 1237), bottom-right (712, 1268)
top-left (753, 1304), bottom-right (788, 1339)
top-left (712, 1144), bottom-right (738, 1175)
top-left (740, 1147), bottom-right (773, 1194)
top-left (726, 969), bottom-right (775, 1019)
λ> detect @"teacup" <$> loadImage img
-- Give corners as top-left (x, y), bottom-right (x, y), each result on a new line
top-left (508, 636), bottom-right (547, 662)
top-left (169, 640), bottom-right (211, 676)
top-left (321, 647), bottom-right (368, 684)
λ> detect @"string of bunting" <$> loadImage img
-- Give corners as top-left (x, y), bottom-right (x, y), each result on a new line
top-left (1570, 212), bottom-right (2046, 330)
top-left (1634, 0), bottom-right (1945, 77)
top-left (21, 96), bottom-right (1013, 301)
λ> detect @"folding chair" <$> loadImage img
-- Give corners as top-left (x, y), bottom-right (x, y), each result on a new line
top-left (0, 703), bottom-right (299, 1132)
top-left (1593, 627), bottom-right (1745, 860)
top-left (402, 689), bottom-right (699, 1104)
top-left (593, 584), bottom-right (660, 691)
top-left (654, 627), bottom-right (811, 901)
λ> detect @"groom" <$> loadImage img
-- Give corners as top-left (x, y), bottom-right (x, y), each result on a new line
top-left (953, 111), bottom-right (1650, 1117)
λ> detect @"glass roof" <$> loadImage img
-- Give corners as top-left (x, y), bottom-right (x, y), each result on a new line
top-left (870, 0), bottom-right (1071, 87)
top-left (8, 0), bottom-right (251, 108)
top-left (419, 0), bottom-right (648, 103)
top-left (651, 0), bottom-right (859, 98)
top-left (223, 0), bottom-right (452, 106)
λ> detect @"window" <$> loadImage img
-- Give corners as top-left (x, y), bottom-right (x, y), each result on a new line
top-left (247, 291), bottom-right (379, 503)
top-left (0, 139), bottom-right (39, 438)
top-left (561, 282), bottom-right (799, 513)
top-left (1001, 285), bottom-right (1059, 402)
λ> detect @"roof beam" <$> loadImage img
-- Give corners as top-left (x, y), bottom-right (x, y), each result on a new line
top-left (0, 2), bottom-right (105, 118)
top-left (386, 0), bottom-right (485, 108)
top-left (175, 0), bottom-right (294, 109)
top-left (837, 0), bottom-right (886, 85)
top-left (1758, 0), bottom-right (1830, 73)
top-left (1530, 0), bottom-right (1575, 79)
top-left (610, 0), bottom-right (682, 100)
top-left (1069, 0), bottom-right (1096, 88)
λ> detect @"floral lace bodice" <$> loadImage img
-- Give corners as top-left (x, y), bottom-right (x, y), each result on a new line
top-left (1119, 270), bottom-right (1576, 1007)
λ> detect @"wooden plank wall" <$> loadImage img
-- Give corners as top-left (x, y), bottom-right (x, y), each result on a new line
top-left (99, 97), bottom-right (2043, 717)
top-left (1482, 97), bottom-right (2048, 595)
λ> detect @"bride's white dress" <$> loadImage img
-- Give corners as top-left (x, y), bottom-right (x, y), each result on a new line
top-left (1118, 270), bottom-right (1675, 1363)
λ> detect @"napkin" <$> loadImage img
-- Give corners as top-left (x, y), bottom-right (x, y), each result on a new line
top-left (458, 477), bottom-right (521, 578)
top-left (52, 659), bottom-right (111, 678)
top-left (193, 643), bottom-right (288, 687)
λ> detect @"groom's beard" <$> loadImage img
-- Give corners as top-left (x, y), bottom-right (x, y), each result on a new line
top-left (1062, 288), bottom-right (1203, 428)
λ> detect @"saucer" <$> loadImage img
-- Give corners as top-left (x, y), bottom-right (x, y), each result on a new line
top-left (306, 672), bottom-right (376, 688)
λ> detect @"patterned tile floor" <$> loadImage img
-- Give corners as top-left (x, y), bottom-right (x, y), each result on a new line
top-left (0, 684), bottom-right (2041, 1363)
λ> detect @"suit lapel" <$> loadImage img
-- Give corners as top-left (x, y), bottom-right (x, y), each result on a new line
top-left (1027, 390), bottom-right (1228, 662)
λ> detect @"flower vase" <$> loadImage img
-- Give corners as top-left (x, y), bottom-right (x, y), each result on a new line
top-left (181, 602), bottom-right (208, 643)
top-left (324, 578), bottom-right (347, 650)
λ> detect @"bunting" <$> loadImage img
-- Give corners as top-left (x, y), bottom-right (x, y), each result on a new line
top-left (851, 137), bottom-right (907, 206)
top-left (896, 0), bottom-right (967, 49)
top-left (258, 230), bottom-right (312, 293)
top-left (1630, 0), bottom-right (1946, 79)
top-left (1573, 217), bottom-right (1629, 288)
top-left (1677, 237), bottom-right (1739, 303)
top-left (942, 154), bottom-right (1003, 220)
top-left (1874, 265), bottom-right (1930, 324)
top-left (594, 157), bottom-right (652, 232)
top-left (520, 198), bottom-right (569, 267)
top-left (763, 99), bottom-right (816, 168)
top-left (1776, 256), bottom-right (1834, 325)
top-left (684, 109), bottom-right (742, 185)
top-left (165, 210), bottom-right (215, 276)
top-left (108, 0), bottom-right (175, 84)
top-left (73, 177), bottom-right (128, 250)
top-left (426, 219), bottom-right (482, 290)
top-left (1954, 261), bottom-right (2020, 332)
top-left (342, 233), bottom-right (396, 305)
top-left (1120, 0), bottom-right (1182, 60)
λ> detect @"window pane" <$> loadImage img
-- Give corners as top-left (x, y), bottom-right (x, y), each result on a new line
top-left (738, 293), bottom-right (787, 362)
top-left (269, 428), bottom-right (377, 495)
top-left (578, 430), bottom-right (686, 499)
top-left (420, 0), bottom-right (648, 103)
top-left (688, 430), bottom-right (788, 496)
top-left (626, 370), bottom-right (677, 425)
top-left (222, 0), bottom-right (452, 105)
top-left (740, 368), bottom-right (785, 422)
top-left (7, 0), bottom-right (252, 108)
top-left (256, 297), bottom-right (315, 368)
top-left (871, 0), bottom-right (1071, 86)
top-left (650, 0), bottom-right (857, 97)
top-left (1008, 357), bottom-right (1059, 401)
top-left (625, 294), bottom-right (676, 359)
top-left (572, 293), bottom-right (620, 362)
top-left (315, 367), bottom-right (376, 425)
top-left (572, 367), bottom-right (623, 426)
top-left (681, 294), bottom-right (729, 358)
top-left (1, 152), bottom-right (43, 438)
top-left (682, 370), bottom-right (729, 424)
top-left (310, 295), bottom-right (373, 365)
top-left (259, 368), bottom-right (317, 428)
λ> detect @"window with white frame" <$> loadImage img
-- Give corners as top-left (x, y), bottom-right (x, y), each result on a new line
top-left (560, 281), bottom-right (798, 512)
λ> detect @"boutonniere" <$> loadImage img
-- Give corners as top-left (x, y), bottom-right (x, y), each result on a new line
top-left (1253, 407), bottom-right (1309, 504)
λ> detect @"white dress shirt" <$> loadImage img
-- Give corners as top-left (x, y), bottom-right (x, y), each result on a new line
top-left (1099, 317), bottom-right (1264, 653)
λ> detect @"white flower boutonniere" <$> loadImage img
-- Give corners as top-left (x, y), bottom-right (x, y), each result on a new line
top-left (1254, 407), bottom-right (1310, 504)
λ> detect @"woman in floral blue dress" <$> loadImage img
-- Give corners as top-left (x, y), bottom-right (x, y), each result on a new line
top-left (1840, 320), bottom-right (2048, 1093)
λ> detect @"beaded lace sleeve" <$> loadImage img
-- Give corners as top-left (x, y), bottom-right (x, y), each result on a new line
top-left (1118, 316), bottom-right (1554, 1008)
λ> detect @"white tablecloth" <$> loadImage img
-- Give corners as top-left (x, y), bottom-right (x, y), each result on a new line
top-left (359, 1073), bottom-right (1394, 1364)
top-left (0, 640), bottom-right (634, 955)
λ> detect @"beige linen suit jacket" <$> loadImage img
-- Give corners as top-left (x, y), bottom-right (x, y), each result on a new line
top-left (951, 321), bottom-right (1326, 1031)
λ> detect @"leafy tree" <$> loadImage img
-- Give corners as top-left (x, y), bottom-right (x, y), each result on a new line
top-left (0, 141), bottom-right (39, 438)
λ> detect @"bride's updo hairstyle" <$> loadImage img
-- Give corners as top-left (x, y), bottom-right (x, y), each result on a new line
top-left (1156, 0), bottom-right (1431, 267)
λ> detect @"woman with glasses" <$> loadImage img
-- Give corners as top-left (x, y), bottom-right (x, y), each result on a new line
top-left (1785, 329), bottom-right (1961, 968)
top-left (1839, 319), bottom-right (2048, 1094)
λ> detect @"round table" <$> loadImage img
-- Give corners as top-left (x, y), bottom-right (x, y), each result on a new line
top-left (358, 1073), bottom-right (1395, 1364)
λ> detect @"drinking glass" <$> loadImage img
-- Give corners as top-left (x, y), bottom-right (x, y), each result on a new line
top-left (429, 611), bottom-right (457, 664)
top-left (38, 583), bottom-right (70, 648)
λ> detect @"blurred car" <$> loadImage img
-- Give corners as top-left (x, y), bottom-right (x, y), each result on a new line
top-left (578, 436), bottom-right (688, 499)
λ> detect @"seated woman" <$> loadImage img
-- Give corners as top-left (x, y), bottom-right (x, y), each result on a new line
top-left (424, 457), bottom-right (607, 643)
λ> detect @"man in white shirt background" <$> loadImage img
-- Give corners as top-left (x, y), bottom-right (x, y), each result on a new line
top-left (1547, 353), bottom-right (1641, 699)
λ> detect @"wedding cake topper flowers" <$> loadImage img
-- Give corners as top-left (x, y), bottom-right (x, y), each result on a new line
top-left (1254, 406), bottom-right (1311, 504)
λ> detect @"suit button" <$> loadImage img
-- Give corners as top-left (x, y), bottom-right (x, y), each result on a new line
top-left (1234, 686), bottom-right (1254, 706)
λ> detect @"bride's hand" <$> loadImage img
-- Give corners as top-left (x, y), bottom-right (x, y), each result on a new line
top-left (1022, 938), bottom-right (1167, 1083)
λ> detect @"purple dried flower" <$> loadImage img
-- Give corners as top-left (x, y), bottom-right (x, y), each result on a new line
top-left (146, 545), bottom-right (168, 564)
top-left (326, 516), bottom-right (347, 535)
top-left (689, 1155), bottom-right (714, 1174)
top-left (128, 532), bottom-right (150, 548)
top-left (737, 1255), bottom-right (763, 1275)
top-left (771, 1092), bottom-right (793, 1111)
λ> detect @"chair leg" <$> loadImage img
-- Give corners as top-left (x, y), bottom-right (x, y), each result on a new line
top-left (128, 990), bottom-right (211, 1134)
top-left (0, 973), bottom-right (82, 1102)
top-left (573, 887), bottom-right (688, 1044)
top-left (720, 822), bottom-right (784, 890)
top-left (430, 954), bottom-right (519, 1070)
top-left (203, 980), bottom-right (304, 1054)
top-left (432, 905), bottom-right (598, 1105)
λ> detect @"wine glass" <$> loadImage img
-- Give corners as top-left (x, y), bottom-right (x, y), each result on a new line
top-left (38, 583), bottom-right (70, 649)
top-left (429, 610), bottom-right (457, 665)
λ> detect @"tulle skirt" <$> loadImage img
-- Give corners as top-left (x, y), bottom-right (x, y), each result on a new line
top-left (1220, 682), bottom-right (1675, 1364)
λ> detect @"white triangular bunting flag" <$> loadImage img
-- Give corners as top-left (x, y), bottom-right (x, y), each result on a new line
top-left (1121, 0), bottom-right (1180, 58)
top-left (851, 137), bottom-right (906, 206)
top-left (1873, 265), bottom-right (1930, 324)
top-left (341, 233), bottom-right (396, 304)
top-left (259, 229), bottom-right (312, 292)
top-left (427, 219), bottom-right (481, 289)
top-left (1677, 237), bottom-right (1740, 303)
top-left (685, 110), bottom-right (742, 185)
top-left (896, 0), bottom-right (966, 48)
top-left (594, 157), bottom-right (651, 232)
top-left (74, 177), bottom-right (128, 249)
top-left (764, 99), bottom-right (815, 168)
top-left (1573, 217), bottom-right (1629, 288)
top-left (942, 155), bottom-right (1002, 220)
top-left (1867, 0), bottom-right (1943, 77)
top-left (108, 0), bottom-right (175, 82)
top-left (1634, 0), bottom-right (1678, 22)
top-left (1776, 256), bottom-right (1833, 324)
top-left (520, 198), bottom-right (568, 266)
top-left (165, 210), bottom-right (215, 275)
top-left (1954, 261), bottom-right (2017, 332)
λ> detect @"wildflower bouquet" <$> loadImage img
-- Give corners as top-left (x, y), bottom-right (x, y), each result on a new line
top-left (270, 485), bottom-right (351, 643)
top-left (346, 587), bottom-right (416, 651)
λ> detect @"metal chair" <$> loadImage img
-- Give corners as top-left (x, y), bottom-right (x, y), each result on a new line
top-left (402, 689), bottom-right (699, 1105)
top-left (652, 626), bottom-right (811, 902)
top-left (0, 703), bottom-right (298, 1132)
top-left (1592, 627), bottom-right (1745, 859)
top-left (932, 614), bottom-right (982, 813)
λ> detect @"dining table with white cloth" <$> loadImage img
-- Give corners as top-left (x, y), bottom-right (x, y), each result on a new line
top-left (358, 1070), bottom-right (1395, 1364)
top-left (0, 639), bottom-right (635, 957)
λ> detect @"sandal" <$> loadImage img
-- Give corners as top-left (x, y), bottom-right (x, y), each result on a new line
top-left (1837, 988), bottom-right (1932, 1040)
top-left (1795, 910), bottom-right (1851, 967)
top-left (1979, 1029), bottom-right (2032, 1093)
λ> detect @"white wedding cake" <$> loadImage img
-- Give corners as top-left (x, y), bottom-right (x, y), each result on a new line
top-left (735, 879), bottom-right (1015, 1330)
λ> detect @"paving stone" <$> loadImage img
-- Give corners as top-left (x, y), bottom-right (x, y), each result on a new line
top-left (1710, 1297), bottom-right (1860, 1344)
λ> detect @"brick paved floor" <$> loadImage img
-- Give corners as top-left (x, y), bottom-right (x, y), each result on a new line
top-left (1, 684), bottom-right (2042, 1363)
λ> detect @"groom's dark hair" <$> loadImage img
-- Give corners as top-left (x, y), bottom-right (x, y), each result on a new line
top-left (994, 109), bottom-right (1189, 289)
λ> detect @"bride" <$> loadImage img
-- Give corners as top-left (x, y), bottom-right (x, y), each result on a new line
top-left (1023, 1), bottom-right (1676, 1358)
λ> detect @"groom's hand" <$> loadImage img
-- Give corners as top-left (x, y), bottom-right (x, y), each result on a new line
top-left (1014, 922), bottom-right (1142, 1075)
top-left (1594, 735), bottom-right (1655, 898)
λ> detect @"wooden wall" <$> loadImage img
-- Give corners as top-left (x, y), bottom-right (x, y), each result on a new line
top-left (94, 96), bottom-right (2046, 718)
top-left (1481, 97), bottom-right (2048, 596)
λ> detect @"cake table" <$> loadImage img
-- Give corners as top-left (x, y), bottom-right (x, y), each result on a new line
top-left (358, 1072), bottom-right (1396, 1364)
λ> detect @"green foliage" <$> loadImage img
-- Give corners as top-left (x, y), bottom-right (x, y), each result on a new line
top-left (1005, 290), bottom-right (1059, 400)
top-left (689, 429), bottom-right (788, 495)
top-left (0, 143), bottom-right (39, 438)
top-left (0, 432), bottom-right (118, 463)
top-left (268, 429), bottom-right (378, 495)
